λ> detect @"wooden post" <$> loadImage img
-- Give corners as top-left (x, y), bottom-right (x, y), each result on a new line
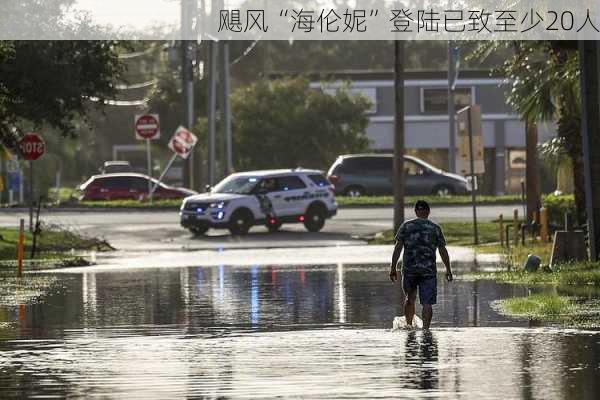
top-left (393, 40), bottom-right (405, 232)
top-left (499, 214), bottom-right (504, 247)
top-left (513, 209), bottom-right (519, 247)
top-left (17, 218), bottom-right (24, 277)
top-left (532, 210), bottom-right (539, 242)
top-left (579, 40), bottom-right (600, 261)
top-left (540, 207), bottom-right (549, 242)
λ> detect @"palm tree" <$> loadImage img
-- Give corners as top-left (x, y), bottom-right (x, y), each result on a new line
top-left (474, 41), bottom-right (585, 224)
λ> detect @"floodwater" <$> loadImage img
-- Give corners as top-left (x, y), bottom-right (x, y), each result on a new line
top-left (0, 263), bottom-right (599, 399)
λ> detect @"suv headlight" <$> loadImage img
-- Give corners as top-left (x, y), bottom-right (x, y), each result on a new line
top-left (209, 201), bottom-right (228, 209)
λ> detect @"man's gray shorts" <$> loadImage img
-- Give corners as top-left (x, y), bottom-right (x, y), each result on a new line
top-left (402, 273), bottom-right (437, 305)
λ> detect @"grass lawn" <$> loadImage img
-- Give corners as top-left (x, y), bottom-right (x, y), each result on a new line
top-left (474, 257), bottom-right (600, 327)
top-left (337, 194), bottom-right (521, 207)
top-left (0, 225), bottom-right (112, 261)
top-left (495, 294), bottom-right (578, 321)
top-left (81, 195), bottom-right (520, 209)
top-left (369, 221), bottom-right (505, 246)
top-left (494, 292), bottom-right (600, 328)
top-left (473, 262), bottom-right (600, 286)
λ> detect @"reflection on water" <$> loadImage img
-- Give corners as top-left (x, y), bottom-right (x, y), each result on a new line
top-left (0, 264), bottom-right (599, 399)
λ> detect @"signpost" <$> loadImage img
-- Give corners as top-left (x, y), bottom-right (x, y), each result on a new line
top-left (19, 133), bottom-right (46, 231)
top-left (150, 126), bottom-right (198, 199)
top-left (7, 160), bottom-right (23, 204)
top-left (135, 114), bottom-right (160, 196)
top-left (456, 105), bottom-right (483, 244)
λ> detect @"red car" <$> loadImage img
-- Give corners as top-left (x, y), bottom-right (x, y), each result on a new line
top-left (79, 173), bottom-right (196, 201)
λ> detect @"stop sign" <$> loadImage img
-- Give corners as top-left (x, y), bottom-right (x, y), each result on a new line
top-left (168, 126), bottom-right (198, 159)
top-left (19, 133), bottom-right (46, 161)
top-left (135, 114), bottom-right (160, 140)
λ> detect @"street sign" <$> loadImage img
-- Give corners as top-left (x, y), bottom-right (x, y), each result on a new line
top-left (6, 159), bottom-right (20, 173)
top-left (7, 171), bottom-right (21, 191)
top-left (455, 105), bottom-right (483, 245)
top-left (456, 105), bottom-right (485, 175)
top-left (135, 114), bottom-right (160, 140)
top-left (19, 133), bottom-right (46, 161)
top-left (168, 126), bottom-right (198, 159)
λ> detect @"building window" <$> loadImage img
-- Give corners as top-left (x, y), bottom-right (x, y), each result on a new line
top-left (420, 87), bottom-right (474, 114)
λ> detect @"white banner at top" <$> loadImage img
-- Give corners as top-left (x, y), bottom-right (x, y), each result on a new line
top-left (2, 0), bottom-right (600, 40)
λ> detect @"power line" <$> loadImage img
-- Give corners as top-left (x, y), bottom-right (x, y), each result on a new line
top-left (114, 79), bottom-right (159, 90)
top-left (230, 38), bottom-right (261, 66)
top-left (118, 45), bottom-right (160, 59)
top-left (87, 96), bottom-right (149, 107)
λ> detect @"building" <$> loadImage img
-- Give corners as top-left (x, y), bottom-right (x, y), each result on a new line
top-left (308, 70), bottom-right (556, 195)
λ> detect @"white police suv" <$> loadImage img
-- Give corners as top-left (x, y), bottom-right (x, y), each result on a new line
top-left (180, 169), bottom-right (338, 235)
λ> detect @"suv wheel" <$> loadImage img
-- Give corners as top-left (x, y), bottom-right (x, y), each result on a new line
top-left (229, 210), bottom-right (253, 236)
top-left (304, 205), bottom-right (326, 232)
top-left (189, 225), bottom-right (209, 236)
top-left (432, 185), bottom-right (454, 197)
top-left (344, 186), bottom-right (366, 197)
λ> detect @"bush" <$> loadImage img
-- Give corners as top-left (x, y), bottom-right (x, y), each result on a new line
top-left (542, 193), bottom-right (575, 228)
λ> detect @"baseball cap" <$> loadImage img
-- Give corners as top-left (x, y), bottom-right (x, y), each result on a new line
top-left (414, 200), bottom-right (430, 212)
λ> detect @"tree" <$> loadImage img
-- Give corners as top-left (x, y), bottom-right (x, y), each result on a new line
top-left (474, 41), bottom-right (585, 224)
top-left (0, 41), bottom-right (124, 151)
top-left (228, 78), bottom-right (370, 171)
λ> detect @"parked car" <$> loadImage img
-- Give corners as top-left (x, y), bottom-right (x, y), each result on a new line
top-left (99, 160), bottom-right (132, 174)
top-left (327, 154), bottom-right (470, 196)
top-left (79, 173), bottom-right (196, 201)
top-left (180, 169), bottom-right (338, 236)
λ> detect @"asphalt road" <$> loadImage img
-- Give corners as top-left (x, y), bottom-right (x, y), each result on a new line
top-left (0, 204), bottom-right (520, 252)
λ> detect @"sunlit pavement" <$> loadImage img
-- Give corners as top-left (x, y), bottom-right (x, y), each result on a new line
top-left (0, 204), bottom-right (520, 251)
top-left (35, 245), bottom-right (501, 274)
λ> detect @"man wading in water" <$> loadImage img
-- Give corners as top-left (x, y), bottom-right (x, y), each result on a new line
top-left (389, 200), bottom-right (453, 330)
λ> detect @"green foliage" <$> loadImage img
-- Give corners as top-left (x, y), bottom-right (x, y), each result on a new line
top-left (498, 294), bottom-right (575, 319)
top-left (472, 41), bottom-right (585, 222)
top-left (0, 41), bottom-right (124, 142)
top-left (542, 193), bottom-right (575, 227)
top-left (230, 78), bottom-right (370, 171)
top-left (80, 199), bottom-right (181, 208)
top-left (539, 137), bottom-right (568, 165)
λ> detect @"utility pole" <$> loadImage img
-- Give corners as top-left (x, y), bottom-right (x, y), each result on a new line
top-left (222, 41), bottom-right (233, 175)
top-left (525, 120), bottom-right (541, 223)
top-left (181, 0), bottom-right (197, 189)
top-left (448, 41), bottom-right (459, 173)
top-left (579, 40), bottom-right (600, 261)
top-left (393, 40), bottom-right (405, 232)
top-left (207, 40), bottom-right (218, 186)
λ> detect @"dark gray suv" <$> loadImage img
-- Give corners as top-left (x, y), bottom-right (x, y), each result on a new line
top-left (327, 154), bottom-right (470, 196)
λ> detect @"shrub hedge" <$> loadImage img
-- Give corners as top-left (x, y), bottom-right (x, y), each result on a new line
top-left (542, 193), bottom-right (575, 228)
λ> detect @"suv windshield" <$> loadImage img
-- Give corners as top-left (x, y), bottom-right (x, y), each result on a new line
top-left (213, 176), bottom-right (259, 194)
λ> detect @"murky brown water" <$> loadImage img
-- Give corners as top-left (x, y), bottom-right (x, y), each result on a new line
top-left (0, 264), bottom-right (599, 399)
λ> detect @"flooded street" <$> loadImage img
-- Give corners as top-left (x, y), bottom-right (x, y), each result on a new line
top-left (1, 263), bottom-right (599, 399)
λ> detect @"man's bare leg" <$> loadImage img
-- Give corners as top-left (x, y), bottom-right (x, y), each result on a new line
top-left (422, 304), bottom-right (433, 330)
top-left (404, 290), bottom-right (417, 326)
